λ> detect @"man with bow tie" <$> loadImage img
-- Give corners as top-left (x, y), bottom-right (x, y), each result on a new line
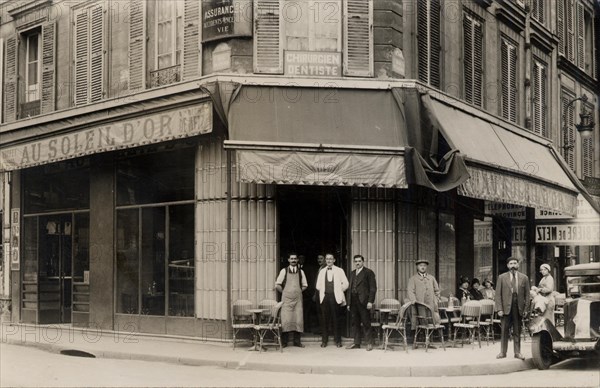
top-left (276, 253), bottom-right (308, 347)
top-left (316, 253), bottom-right (349, 348)
top-left (495, 257), bottom-right (530, 360)
top-left (346, 254), bottom-right (377, 351)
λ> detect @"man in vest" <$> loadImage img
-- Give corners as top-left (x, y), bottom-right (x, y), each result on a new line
top-left (275, 253), bottom-right (308, 347)
top-left (316, 253), bottom-right (349, 348)
top-left (495, 257), bottom-right (530, 360)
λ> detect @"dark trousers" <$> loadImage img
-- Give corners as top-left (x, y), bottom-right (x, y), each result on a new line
top-left (321, 293), bottom-right (342, 344)
top-left (350, 295), bottom-right (372, 345)
top-left (500, 294), bottom-right (522, 355)
top-left (282, 331), bottom-right (302, 345)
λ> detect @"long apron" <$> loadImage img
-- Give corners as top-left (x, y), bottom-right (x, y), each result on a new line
top-left (281, 271), bottom-right (304, 333)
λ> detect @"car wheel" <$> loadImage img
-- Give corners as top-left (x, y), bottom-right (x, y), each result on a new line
top-left (532, 332), bottom-right (554, 370)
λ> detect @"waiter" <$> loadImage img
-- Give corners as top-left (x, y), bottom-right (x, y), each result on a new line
top-left (276, 253), bottom-right (308, 347)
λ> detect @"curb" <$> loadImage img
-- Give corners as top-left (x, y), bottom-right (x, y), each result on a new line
top-left (4, 338), bottom-right (535, 377)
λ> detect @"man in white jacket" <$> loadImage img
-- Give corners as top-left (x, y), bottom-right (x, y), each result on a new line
top-left (316, 253), bottom-right (349, 348)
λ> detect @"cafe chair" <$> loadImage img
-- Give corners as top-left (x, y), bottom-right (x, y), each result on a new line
top-left (453, 300), bottom-right (481, 348)
top-left (478, 299), bottom-right (495, 345)
top-left (255, 301), bottom-right (284, 353)
top-left (231, 299), bottom-right (254, 349)
top-left (413, 302), bottom-right (446, 352)
top-left (382, 301), bottom-right (413, 352)
top-left (258, 299), bottom-right (278, 319)
top-left (380, 298), bottom-right (401, 321)
top-left (370, 308), bottom-right (382, 346)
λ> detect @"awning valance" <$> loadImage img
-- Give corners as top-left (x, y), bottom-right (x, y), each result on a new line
top-left (429, 98), bottom-right (579, 216)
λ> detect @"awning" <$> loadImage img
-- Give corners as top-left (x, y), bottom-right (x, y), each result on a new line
top-left (0, 91), bottom-right (212, 172)
top-left (214, 82), bottom-right (468, 190)
top-left (429, 98), bottom-right (579, 216)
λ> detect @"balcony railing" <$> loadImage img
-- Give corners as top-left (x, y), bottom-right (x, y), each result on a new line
top-left (20, 100), bottom-right (41, 119)
top-left (149, 65), bottom-right (181, 88)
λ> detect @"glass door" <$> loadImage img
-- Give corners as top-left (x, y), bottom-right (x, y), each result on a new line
top-left (38, 214), bottom-right (73, 323)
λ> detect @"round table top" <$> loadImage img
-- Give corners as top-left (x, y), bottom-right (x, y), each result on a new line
top-left (246, 308), bottom-right (267, 313)
top-left (378, 308), bottom-right (393, 313)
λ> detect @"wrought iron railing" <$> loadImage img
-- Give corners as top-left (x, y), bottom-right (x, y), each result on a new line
top-left (149, 65), bottom-right (181, 88)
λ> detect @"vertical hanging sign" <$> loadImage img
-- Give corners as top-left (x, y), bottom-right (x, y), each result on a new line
top-left (10, 208), bottom-right (19, 271)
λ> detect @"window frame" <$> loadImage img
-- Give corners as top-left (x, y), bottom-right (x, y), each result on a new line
top-left (500, 35), bottom-right (519, 124)
top-left (154, 0), bottom-right (184, 70)
top-left (531, 56), bottom-right (548, 137)
top-left (282, 0), bottom-right (343, 53)
top-left (25, 31), bottom-right (41, 103)
top-left (462, 10), bottom-right (485, 108)
top-left (417, 0), bottom-right (443, 88)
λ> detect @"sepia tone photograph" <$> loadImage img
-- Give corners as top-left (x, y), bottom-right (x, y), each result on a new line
top-left (0, 0), bottom-right (599, 387)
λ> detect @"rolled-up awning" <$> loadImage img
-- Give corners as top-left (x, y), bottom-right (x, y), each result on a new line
top-left (429, 98), bottom-right (579, 216)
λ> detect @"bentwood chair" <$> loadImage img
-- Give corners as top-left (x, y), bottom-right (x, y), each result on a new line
top-left (258, 299), bottom-right (278, 319)
top-left (453, 300), bottom-right (481, 348)
top-left (382, 301), bottom-right (413, 352)
top-left (231, 299), bottom-right (254, 349)
top-left (478, 299), bottom-right (495, 345)
top-left (255, 301), bottom-right (284, 352)
top-left (413, 302), bottom-right (446, 352)
top-left (379, 298), bottom-right (401, 323)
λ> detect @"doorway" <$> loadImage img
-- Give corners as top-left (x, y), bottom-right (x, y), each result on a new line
top-left (278, 186), bottom-right (350, 335)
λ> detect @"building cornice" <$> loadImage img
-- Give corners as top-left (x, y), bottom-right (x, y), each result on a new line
top-left (494, 0), bottom-right (526, 33)
top-left (558, 56), bottom-right (599, 92)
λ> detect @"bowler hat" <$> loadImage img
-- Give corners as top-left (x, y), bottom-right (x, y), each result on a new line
top-left (415, 259), bottom-right (429, 265)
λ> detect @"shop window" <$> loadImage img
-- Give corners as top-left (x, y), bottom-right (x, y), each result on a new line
top-left (116, 147), bottom-right (195, 206)
top-left (438, 212), bottom-right (456, 296)
top-left (254, 0), bottom-right (372, 76)
top-left (417, 208), bottom-right (437, 275)
top-left (116, 204), bottom-right (194, 317)
top-left (23, 163), bottom-right (90, 214)
top-left (473, 218), bottom-right (493, 282)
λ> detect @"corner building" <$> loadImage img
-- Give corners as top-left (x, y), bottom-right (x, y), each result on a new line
top-left (1, 0), bottom-right (598, 339)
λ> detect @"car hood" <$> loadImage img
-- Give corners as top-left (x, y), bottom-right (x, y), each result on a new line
top-left (564, 297), bottom-right (600, 340)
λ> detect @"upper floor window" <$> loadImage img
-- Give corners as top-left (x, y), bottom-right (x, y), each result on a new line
top-left (530, 0), bottom-right (545, 24)
top-left (73, 3), bottom-right (105, 106)
top-left (253, 0), bottom-right (372, 77)
top-left (500, 36), bottom-right (518, 123)
top-left (417, 0), bottom-right (442, 88)
top-left (463, 11), bottom-right (484, 107)
top-left (531, 58), bottom-right (548, 137)
top-left (557, 0), bottom-right (595, 76)
top-left (581, 100), bottom-right (595, 178)
top-left (561, 90), bottom-right (576, 171)
top-left (25, 31), bottom-right (41, 102)
top-left (2, 22), bottom-right (55, 123)
top-left (156, 1), bottom-right (183, 70)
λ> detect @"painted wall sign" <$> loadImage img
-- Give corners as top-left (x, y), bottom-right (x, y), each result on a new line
top-left (0, 103), bottom-right (212, 172)
top-left (536, 223), bottom-right (600, 245)
top-left (202, 0), bottom-right (253, 43)
top-left (285, 51), bottom-right (342, 77)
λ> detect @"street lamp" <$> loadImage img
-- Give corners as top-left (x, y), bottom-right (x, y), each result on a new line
top-left (562, 94), bottom-right (595, 151)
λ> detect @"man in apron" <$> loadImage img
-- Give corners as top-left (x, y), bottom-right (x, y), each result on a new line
top-left (276, 253), bottom-right (308, 347)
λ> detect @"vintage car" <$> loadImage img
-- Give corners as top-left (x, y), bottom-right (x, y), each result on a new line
top-left (530, 262), bottom-right (600, 369)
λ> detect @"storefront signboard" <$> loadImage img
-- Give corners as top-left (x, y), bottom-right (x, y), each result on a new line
top-left (0, 103), bottom-right (212, 171)
top-left (285, 51), bottom-right (342, 77)
top-left (202, 0), bottom-right (252, 42)
top-left (536, 223), bottom-right (600, 245)
top-left (485, 202), bottom-right (526, 220)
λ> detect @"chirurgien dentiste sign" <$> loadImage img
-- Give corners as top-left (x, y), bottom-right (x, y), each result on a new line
top-left (0, 103), bottom-right (212, 171)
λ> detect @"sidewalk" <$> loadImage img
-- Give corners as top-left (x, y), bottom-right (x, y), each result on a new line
top-left (1, 322), bottom-right (534, 377)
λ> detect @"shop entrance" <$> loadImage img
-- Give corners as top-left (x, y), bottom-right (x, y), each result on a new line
top-left (22, 212), bottom-right (90, 324)
top-left (278, 186), bottom-right (350, 336)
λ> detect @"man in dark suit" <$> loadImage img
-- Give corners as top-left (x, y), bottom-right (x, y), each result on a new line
top-left (346, 254), bottom-right (377, 351)
top-left (495, 257), bottom-right (530, 360)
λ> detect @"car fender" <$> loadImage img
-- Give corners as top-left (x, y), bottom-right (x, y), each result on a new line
top-left (530, 317), bottom-right (563, 342)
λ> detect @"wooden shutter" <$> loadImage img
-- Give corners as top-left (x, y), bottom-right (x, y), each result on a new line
top-left (557, 0), bottom-right (565, 55)
top-left (532, 0), bottom-right (544, 24)
top-left (89, 5), bottom-right (104, 103)
top-left (183, 0), bottom-right (200, 80)
top-left (566, 0), bottom-right (575, 62)
top-left (561, 93), bottom-right (576, 170)
top-left (3, 36), bottom-right (17, 122)
top-left (582, 115), bottom-right (594, 177)
top-left (417, 0), bottom-right (429, 84)
top-left (254, 0), bottom-right (283, 74)
top-left (429, 0), bottom-right (441, 88)
top-left (74, 8), bottom-right (90, 106)
top-left (41, 22), bottom-right (56, 114)
top-left (576, 2), bottom-right (584, 69)
top-left (128, 0), bottom-right (146, 91)
top-left (463, 15), bottom-right (473, 104)
top-left (343, 0), bottom-right (373, 77)
top-left (531, 61), bottom-right (546, 137)
top-left (501, 38), bottom-right (517, 123)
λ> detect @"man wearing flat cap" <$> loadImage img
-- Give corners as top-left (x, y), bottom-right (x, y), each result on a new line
top-left (495, 257), bottom-right (530, 360)
top-left (407, 259), bottom-right (441, 331)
